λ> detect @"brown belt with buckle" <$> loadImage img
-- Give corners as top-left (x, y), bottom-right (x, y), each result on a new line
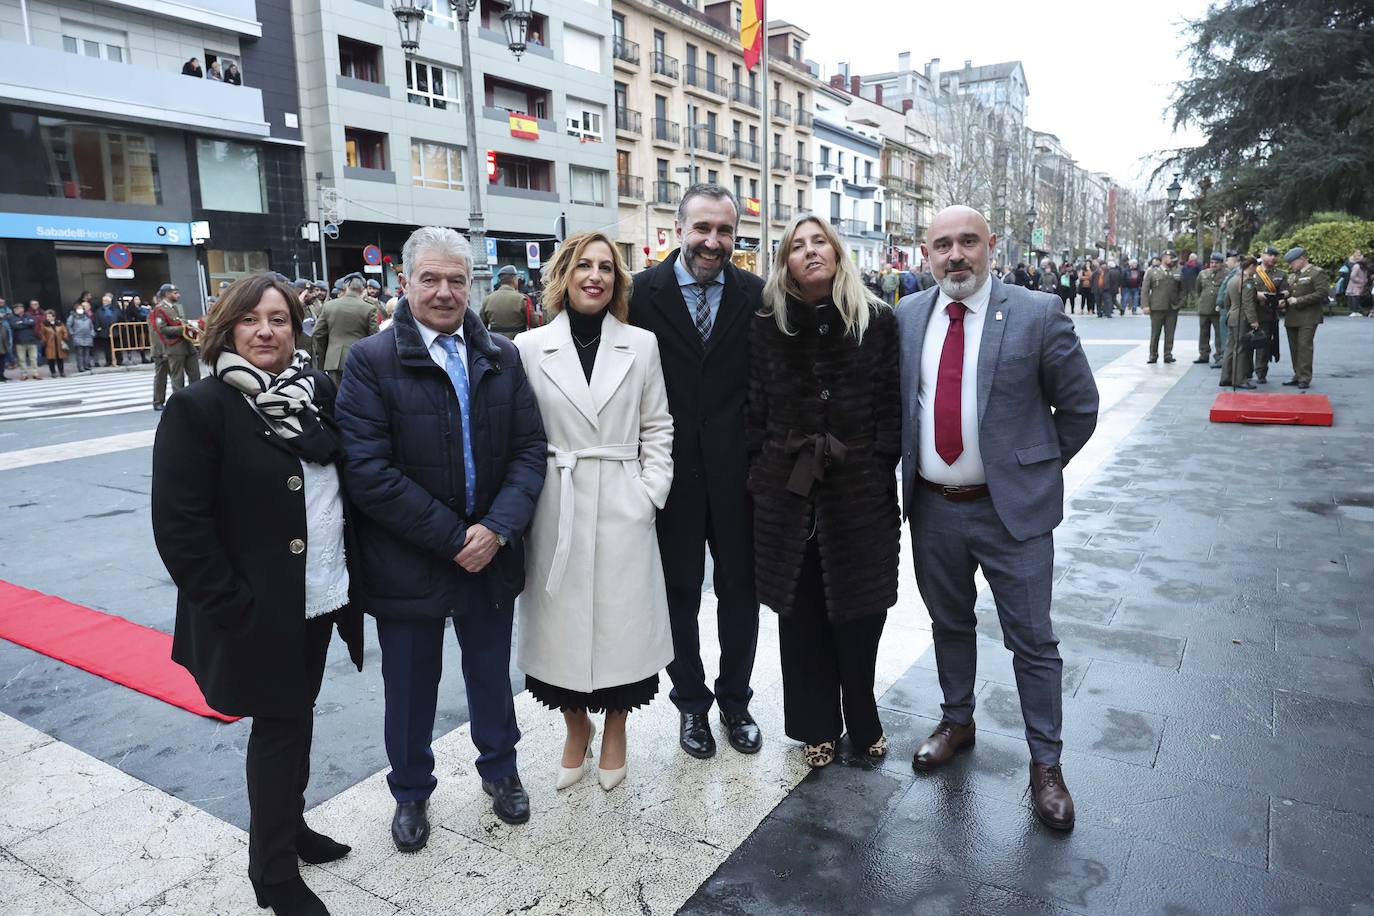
top-left (921, 478), bottom-right (990, 502)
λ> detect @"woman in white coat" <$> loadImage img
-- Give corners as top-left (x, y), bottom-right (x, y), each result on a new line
top-left (514, 230), bottom-right (674, 792)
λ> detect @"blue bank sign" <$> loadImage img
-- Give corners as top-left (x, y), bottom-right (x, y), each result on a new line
top-left (0, 212), bottom-right (195, 246)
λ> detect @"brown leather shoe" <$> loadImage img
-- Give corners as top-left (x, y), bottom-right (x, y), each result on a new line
top-left (1029, 763), bottom-right (1075, 831)
top-left (911, 720), bottom-right (975, 772)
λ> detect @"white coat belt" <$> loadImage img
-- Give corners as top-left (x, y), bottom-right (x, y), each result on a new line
top-left (546, 443), bottom-right (641, 593)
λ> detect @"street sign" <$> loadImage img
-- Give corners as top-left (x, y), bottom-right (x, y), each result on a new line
top-left (104, 268), bottom-right (134, 279)
top-left (364, 265), bottom-right (383, 274)
top-left (322, 223), bottom-right (339, 240)
top-left (485, 238), bottom-right (497, 260)
top-left (103, 244), bottom-right (132, 270)
top-left (363, 244), bottom-right (382, 265)
top-left (1031, 228), bottom-right (1045, 248)
top-left (319, 187), bottom-right (342, 224)
top-left (190, 220), bottom-right (210, 243)
top-left (525, 241), bottom-right (541, 269)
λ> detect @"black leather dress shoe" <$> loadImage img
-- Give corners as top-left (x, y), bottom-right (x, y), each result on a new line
top-left (679, 711), bottom-right (717, 759)
top-left (719, 709), bottom-right (763, 754)
top-left (391, 799), bottom-right (429, 853)
top-left (482, 775), bottom-right (530, 825)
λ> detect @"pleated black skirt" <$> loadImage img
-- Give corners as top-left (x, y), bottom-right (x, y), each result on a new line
top-left (526, 673), bottom-right (660, 713)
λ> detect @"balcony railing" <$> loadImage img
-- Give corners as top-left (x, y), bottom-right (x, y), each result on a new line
top-left (883, 173), bottom-right (921, 195)
top-left (795, 109), bottom-right (814, 130)
top-left (618, 174), bottom-right (644, 200)
top-left (690, 129), bottom-right (729, 156)
top-left (771, 203), bottom-right (793, 222)
top-left (731, 139), bottom-right (760, 164)
top-left (730, 82), bottom-right (759, 108)
top-left (795, 158), bottom-right (814, 177)
top-left (684, 65), bottom-right (728, 96)
top-left (612, 35), bottom-right (640, 66)
top-left (653, 179), bottom-right (682, 205)
top-left (770, 98), bottom-right (792, 121)
top-left (651, 51), bottom-right (679, 81)
top-left (770, 151), bottom-right (792, 172)
top-left (651, 117), bottom-right (680, 144)
top-left (615, 106), bottom-right (642, 135)
top-left (835, 218), bottom-right (866, 237)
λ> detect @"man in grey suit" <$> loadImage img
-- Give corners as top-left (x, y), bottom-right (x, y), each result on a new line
top-left (896, 206), bottom-right (1099, 831)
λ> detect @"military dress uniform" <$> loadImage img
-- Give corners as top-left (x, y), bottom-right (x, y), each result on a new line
top-left (1195, 258), bottom-right (1225, 364)
top-left (481, 287), bottom-right (528, 339)
top-left (1220, 271), bottom-right (1258, 387)
top-left (1282, 249), bottom-right (1328, 388)
top-left (312, 290), bottom-right (377, 384)
top-left (1142, 260), bottom-right (1183, 362)
top-left (151, 298), bottom-right (200, 408)
top-left (1250, 261), bottom-right (1287, 383)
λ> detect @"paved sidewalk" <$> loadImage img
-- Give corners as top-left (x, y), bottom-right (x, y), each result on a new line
top-left (684, 317), bottom-right (1374, 914)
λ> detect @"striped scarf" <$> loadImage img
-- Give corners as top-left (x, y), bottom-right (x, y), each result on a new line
top-left (213, 349), bottom-right (339, 464)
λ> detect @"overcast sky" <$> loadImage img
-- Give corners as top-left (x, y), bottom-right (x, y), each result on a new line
top-left (775, 0), bottom-right (1207, 192)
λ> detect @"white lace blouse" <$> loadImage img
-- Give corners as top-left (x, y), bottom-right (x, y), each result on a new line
top-left (301, 460), bottom-right (350, 619)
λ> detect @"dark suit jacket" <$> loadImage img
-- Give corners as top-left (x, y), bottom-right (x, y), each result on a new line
top-left (151, 373), bottom-right (364, 718)
top-left (629, 250), bottom-right (761, 586)
top-left (896, 278), bottom-right (1099, 541)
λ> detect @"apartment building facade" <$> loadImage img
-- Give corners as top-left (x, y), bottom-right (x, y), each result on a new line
top-left (812, 86), bottom-right (884, 271)
top-left (0, 0), bottom-right (306, 314)
top-left (610, 0), bottom-right (816, 273)
top-left (292, 0), bottom-right (615, 287)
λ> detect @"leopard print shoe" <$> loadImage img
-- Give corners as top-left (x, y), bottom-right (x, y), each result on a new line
top-left (866, 734), bottom-right (888, 758)
top-left (803, 741), bottom-right (835, 768)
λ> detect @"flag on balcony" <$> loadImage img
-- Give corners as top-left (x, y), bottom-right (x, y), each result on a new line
top-left (740, 0), bottom-right (763, 72)
top-left (744, 197), bottom-right (761, 217)
top-left (508, 113), bottom-right (540, 140)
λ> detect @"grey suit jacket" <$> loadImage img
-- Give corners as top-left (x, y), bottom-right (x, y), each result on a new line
top-left (896, 277), bottom-right (1099, 541)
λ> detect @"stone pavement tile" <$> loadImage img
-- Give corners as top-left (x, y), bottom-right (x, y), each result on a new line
top-left (0, 643), bottom-right (118, 735)
top-left (1061, 561), bottom-right (1206, 608)
top-left (906, 638), bottom-right (1089, 697)
top-left (1178, 640), bottom-right (1374, 706)
top-left (769, 760), bottom-right (912, 843)
top-left (978, 683), bottom-right (1164, 768)
top-left (1109, 832), bottom-right (1374, 916)
top-left (1273, 690), bottom-right (1374, 755)
top-left (979, 615), bottom-right (1185, 670)
top-left (1056, 544), bottom-right (1143, 574)
top-left (0, 711), bottom-right (55, 764)
top-left (1086, 529), bottom-right (1214, 560)
top-left (1067, 498), bottom-right (1116, 514)
top-left (871, 776), bottom-right (1134, 914)
top-left (1276, 618), bottom-right (1374, 665)
top-left (982, 585), bottom-right (1119, 625)
top-left (879, 664), bottom-right (994, 719)
top-left (1075, 660), bottom-right (1273, 734)
top-left (125, 846), bottom-right (400, 916)
top-left (1154, 720), bottom-right (1374, 819)
top-left (679, 815), bottom-right (987, 916)
top-left (0, 850), bottom-right (100, 916)
top-left (1270, 797), bottom-right (1374, 896)
top-left (0, 739), bottom-right (142, 846)
top-left (10, 785), bottom-right (242, 915)
top-left (1110, 599), bottom-right (1276, 646)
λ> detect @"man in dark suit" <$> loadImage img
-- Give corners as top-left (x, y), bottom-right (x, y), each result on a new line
top-left (629, 184), bottom-right (764, 760)
top-left (336, 227), bottom-right (546, 850)
top-left (896, 206), bottom-right (1099, 831)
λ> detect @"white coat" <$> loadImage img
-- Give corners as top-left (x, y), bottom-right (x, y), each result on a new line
top-left (514, 310), bottom-right (675, 692)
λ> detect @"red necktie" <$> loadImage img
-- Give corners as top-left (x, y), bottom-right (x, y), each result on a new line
top-left (934, 302), bottom-right (967, 466)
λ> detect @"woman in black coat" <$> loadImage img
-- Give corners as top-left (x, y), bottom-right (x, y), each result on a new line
top-left (748, 216), bottom-right (901, 768)
top-left (152, 273), bottom-right (363, 916)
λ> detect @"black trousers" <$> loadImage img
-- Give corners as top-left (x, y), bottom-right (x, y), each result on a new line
top-left (246, 613), bottom-right (333, 885)
top-left (778, 539), bottom-right (887, 747)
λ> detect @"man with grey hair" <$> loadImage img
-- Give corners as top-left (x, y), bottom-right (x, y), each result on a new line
top-left (313, 273), bottom-right (376, 384)
top-left (897, 205), bottom-right (1098, 831)
top-left (336, 226), bottom-right (547, 848)
top-left (630, 183), bottom-right (765, 761)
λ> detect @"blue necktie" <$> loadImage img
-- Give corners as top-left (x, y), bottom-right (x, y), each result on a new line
top-left (436, 334), bottom-right (476, 516)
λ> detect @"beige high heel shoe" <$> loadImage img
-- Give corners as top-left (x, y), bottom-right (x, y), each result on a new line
top-left (556, 720), bottom-right (596, 791)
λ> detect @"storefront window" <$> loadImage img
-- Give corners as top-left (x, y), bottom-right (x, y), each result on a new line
top-left (39, 117), bottom-right (161, 204)
top-left (207, 249), bottom-right (270, 293)
top-left (196, 139), bottom-right (266, 213)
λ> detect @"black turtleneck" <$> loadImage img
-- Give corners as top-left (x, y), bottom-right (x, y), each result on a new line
top-left (567, 307), bottom-right (607, 381)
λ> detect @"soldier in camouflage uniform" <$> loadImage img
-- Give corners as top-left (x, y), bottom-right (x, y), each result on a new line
top-left (1280, 247), bottom-right (1328, 389)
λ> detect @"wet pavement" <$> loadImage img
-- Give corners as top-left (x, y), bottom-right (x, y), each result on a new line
top-left (683, 315), bottom-right (1374, 915)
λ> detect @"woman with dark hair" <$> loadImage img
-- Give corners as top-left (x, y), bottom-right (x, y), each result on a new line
top-left (513, 230), bottom-right (674, 793)
top-left (748, 215), bottom-right (901, 768)
top-left (151, 273), bottom-right (363, 916)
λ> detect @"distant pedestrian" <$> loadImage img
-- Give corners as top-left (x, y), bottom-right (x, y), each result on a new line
top-left (7, 302), bottom-right (40, 380)
top-left (0, 300), bottom-right (12, 381)
top-left (66, 303), bottom-right (96, 371)
top-left (181, 57), bottom-right (202, 77)
top-left (40, 309), bottom-right (69, 377)
top-left (1078, 262), bottom-right (1094, 315)
top-left (94, 293), bottom-right (120, 367)
top-left (1121, 259), bottom-right (1143, 314)
top-left (1341, 250), bottom-right (1369, 317)
top-left (1106, 260), bottom-right (1123, 314)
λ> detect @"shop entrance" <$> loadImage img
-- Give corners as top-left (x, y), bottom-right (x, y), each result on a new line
top-left (55, 244), bottom-right (170, 314)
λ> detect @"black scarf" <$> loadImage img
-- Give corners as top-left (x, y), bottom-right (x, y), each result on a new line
top-left (213, 349), bottom-right (341, 465)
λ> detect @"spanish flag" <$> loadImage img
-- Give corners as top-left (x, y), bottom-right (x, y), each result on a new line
top-left (741, 0), bottom-right (763, 72)
top-left (744, 197), bottom-right (761, 217)
top-left (508, 113), bottom-right (539, 140)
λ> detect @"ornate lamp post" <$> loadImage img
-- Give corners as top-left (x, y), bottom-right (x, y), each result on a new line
top-left (392, 0), bottom-right (533, 311)
top-left (1166, 173), bottom-right (1182, 242)
top-left (1025, 207), bottom-right (1037, 266)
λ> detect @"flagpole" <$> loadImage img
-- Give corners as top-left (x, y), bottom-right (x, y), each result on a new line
top-left (758, 1), bottom-right (770, 280)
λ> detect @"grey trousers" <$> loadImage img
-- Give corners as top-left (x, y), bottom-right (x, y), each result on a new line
top-left (909, 486), bottom-right (1063, 764)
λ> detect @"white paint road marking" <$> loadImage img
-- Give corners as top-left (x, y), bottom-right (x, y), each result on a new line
top-left (0, 430), bottom-right (156, 472)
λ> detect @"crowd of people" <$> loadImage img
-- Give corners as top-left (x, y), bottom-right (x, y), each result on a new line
top-left (150, 190), bottom-right (1099, 916)
top-left (0, 291), bottom-right (155, 381)
top-left (181, 56), bottom-right (243, 84)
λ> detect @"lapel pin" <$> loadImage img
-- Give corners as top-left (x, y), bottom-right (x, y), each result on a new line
top-left (995, 311), bottom-right (1003, 321)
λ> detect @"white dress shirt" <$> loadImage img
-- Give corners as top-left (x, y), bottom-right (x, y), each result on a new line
top-left (416, 316), bottom-right (467, 373)
top-left (917, 277), bottom-right (992, 485)
top-left (301, 459), bottom-right (350, 619)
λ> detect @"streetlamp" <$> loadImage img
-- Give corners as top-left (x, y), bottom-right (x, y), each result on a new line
top-left (392, 0), bottom-right (534, 312)
top-left (1025, 207), bottom-right (1036, 266)
top-left (1166, 173), bottom-right (1182, 245)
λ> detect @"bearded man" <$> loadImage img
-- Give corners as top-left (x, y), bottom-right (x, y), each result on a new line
top-left (896, 206), bottom-right (1099, 831)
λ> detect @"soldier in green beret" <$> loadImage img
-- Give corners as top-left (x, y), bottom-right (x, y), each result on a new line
top-left (1281, 247), bottom-right (1328, 389)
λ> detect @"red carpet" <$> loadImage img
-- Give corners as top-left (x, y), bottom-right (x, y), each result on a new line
top-left (0, 579), bottom-right (238, 722)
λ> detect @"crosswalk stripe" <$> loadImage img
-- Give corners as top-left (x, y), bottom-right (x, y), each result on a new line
top-left (0, 372), bottom-right (158, 422)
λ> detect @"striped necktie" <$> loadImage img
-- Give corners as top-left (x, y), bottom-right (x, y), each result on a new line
top-left (435, 334), bottom-right (476, 515)
top-left (693, 282), bottom-right (714, 342)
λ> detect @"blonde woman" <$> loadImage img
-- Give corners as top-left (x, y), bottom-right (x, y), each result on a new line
top-left (747, 215), bottom-right (901, 768)
top-left (513, 230), bottom-right (674, 791)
